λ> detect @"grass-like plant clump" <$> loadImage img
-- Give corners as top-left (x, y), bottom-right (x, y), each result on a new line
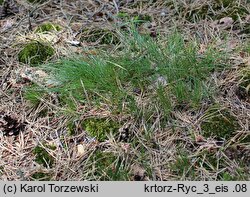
top-left (25, 30), bottom-right (232, 181)
top-left (43, 30), bottom-right (223, 117)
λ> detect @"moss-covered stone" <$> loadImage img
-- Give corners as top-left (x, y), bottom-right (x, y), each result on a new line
top-left (81, 28), bottom-right (120, 45)
top-left (35, 22), bottom-right (62, 33)
top-left (201, 106), bottom-right (240, 139)
top-left (33, 146), bottom-right (54, 168)
top-left (82, 118), bottom-right (119, 141)
top-left (0, 0), bottom-right (4, 5)
top-left (18, 42), bottom-right (54, 66)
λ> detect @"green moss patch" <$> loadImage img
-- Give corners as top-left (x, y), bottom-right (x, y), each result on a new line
top-left (0, 0), bottom-right (4, 5)
top-left (82, 118), bottom-right (119, 141)
top-left (201, 106), bottom-right (240, 139)
top-left (35, 22), bottom-right (62, 33)
top-left (33, 146), bottom-right (54, 168)
top-left (18, 42), bottom-right (54, 66)
top-left (81, 28), bottom-right (119, 45)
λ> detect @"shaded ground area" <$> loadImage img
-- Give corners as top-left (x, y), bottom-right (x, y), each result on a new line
top-left (0, 0), bottom-right (250, 180)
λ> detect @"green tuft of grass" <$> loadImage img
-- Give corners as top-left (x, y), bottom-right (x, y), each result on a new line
top-left (40, 30), bottom-right (224, 117)
top-left (18, 42), bottom-right (54, 66)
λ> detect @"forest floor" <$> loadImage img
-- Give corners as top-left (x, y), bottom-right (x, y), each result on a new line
top-left (0, 0), bottom-right (250, 181)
